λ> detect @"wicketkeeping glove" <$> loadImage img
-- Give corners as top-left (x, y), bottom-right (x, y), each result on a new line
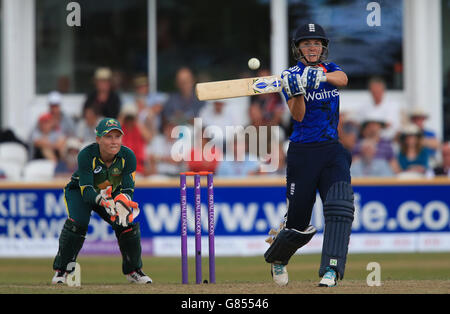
top-left (95, 186), bottom-right (117, 217)
top-left (113, 193), bottom-right (140, 227)
top-left (281, 70), bottom-right (306, 98)
top-left (301, 66), bottom-right (326, 89)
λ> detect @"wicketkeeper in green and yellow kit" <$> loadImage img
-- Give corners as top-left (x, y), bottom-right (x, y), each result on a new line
top-left (52, 118), bottom-right (152, 284)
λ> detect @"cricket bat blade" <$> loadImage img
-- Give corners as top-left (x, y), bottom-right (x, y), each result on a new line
top-left (195, 75), bottom-right (283, 101)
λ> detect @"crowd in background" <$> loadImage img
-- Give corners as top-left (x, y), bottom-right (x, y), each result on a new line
top-left (0, 66), bottom-right (449, 181)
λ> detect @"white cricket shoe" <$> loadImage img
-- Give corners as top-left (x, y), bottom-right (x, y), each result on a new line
top-left (271, 264), bottom-right (288, 286)
top-left (52, 270), bottom-right (67, 284)
top-left (126, 269), bottom-right (152, 284)
top-left (318, 267), bottom-right (337, 287)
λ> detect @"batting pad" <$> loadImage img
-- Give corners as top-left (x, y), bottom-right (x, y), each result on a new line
top-left (319, 181), bottom-right (354, 279)
top-left (264, 226), bottom-right (317, 265)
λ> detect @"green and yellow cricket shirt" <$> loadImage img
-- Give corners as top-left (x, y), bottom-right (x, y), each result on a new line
top-left (67, 143), bottom-right (137, 205)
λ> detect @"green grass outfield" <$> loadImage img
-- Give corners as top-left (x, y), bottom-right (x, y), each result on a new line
top-left (0, 253), bottom-right (449, 294)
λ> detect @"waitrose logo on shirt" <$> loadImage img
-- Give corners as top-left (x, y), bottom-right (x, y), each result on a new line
top-left (304, 88), bottom-right (339, 102)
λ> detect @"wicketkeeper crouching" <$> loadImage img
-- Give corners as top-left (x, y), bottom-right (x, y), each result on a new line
top-left (52, 118), bottom-right (152, 284)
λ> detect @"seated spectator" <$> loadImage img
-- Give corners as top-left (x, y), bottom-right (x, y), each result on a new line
top-left (339, 119), bottom-right (360, 152)
top-left (353, 113), bottom-right (400, 173)
top-left (83, 67), bottom-right (121, 119)
top-left (48, 91), bottom-right (76, 137)
top-left (187, 129), bottom-right (222, 173)
top-left (259, 142), bottom-right (286, 176)
top-left (199, 99), bottom-right (240, 149)
top-left (433, 142), bottom-right (450, 177)
top-left (397, 124), bottom-right (429, 176)
top-left (76, 106), bottom-right (102, 147)
top-left (134, 76), bottom-right (167, 140)
top-left (119, 103), bottom-right (152, 176)
top-left (216, 137), bottom-right (260, 177)
top-left (146, 120), bottom-right (185, 177)
top-left (146, 95), bottom-right (165, 133)
top-left (162, 67), bottom-right (205, 126)
top-left (122, 75), bottom-right (167, 141)
top-left (54, 137), bottom-right (82, 178)
top-left (357, 76), bottom-right (404, 140)
top-left (30, 113), bottom-right (66, 162)
top-left (351, 139), bottom-right (393, 177)
top-left (409, 107), bottom-right (440, 163)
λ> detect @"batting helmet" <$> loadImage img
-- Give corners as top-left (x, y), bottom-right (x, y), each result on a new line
top-left (291, 23), bottom-right (329, 65)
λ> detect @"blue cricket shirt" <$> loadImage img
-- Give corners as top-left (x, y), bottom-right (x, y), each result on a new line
top-left (282, 62), bottom-right (343, 143)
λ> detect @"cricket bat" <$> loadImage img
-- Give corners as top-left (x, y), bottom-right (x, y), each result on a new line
top-left (195, 75), bottom-right (283, 101)
top-left (195, 74), bottom-right (326, 101)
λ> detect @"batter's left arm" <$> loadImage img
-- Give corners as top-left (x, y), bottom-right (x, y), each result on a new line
top-left (325, 71), bottom-right (348, 87)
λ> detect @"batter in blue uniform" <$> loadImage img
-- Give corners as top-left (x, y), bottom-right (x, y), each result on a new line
top-left (264, 23), bottom-right (354, 287)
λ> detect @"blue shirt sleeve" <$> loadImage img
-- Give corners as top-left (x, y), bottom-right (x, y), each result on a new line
top-left (324, 62), bottom-right (343, 72)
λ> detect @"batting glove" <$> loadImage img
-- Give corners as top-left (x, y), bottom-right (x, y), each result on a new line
top-left (301, 66), bottom-right (325, 89)
top-left (281, 70), bottom-right (306, 98)
top-left (265, 222), bottom-right (286, 245)
top-left (96, 186), bottom-right (117, 217)
top-left (113, 193), bottom-right (140, 227)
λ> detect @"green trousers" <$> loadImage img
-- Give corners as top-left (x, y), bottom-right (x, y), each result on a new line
top-left (53, 183), bottom-right (143, 274)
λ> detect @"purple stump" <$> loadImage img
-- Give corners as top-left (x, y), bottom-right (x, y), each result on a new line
top-left (194, 174), bottom-right (202, 284)
top-left (180, 174), bottom-right (188, 284)
top-left (207, 173), bottom-right (216, 283)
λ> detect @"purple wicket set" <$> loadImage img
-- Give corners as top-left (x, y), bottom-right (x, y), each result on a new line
top-left (180, 171), bottom-right (215, 284)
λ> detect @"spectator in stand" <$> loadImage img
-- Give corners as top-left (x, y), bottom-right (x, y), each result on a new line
top-left (433, 142), bottom-right (450, 177)
top-left (358, 77), bottom-right (403, 140)
top-left (260, 142), bottom-right (287, 177)
top-left (146, 120), bottom-right (185, 177)
top-left (397, 124), bottom-right (429, 177)
top-left (338, 112), bottom-right (360, 153)
top-left (146, 95), bottom-right (166, 136)
top-left (30, 113), bottom-right (66, 162)
top-left (216, 137), bottom-right (260, 177)
top-left (54, 137), bottom-right (82, 178)
top-left (48, 91), bottom-right (76, 137)
top-left (353, 112), bottom-right (400, 174)
top-left (249, 69), bottom-right (285, 127)
top-left (132, 75), bottom-right (166, 141)
top-left (83, 67), bottom-right (121, 119)
top-left (351, 138), bottom-right (393, 177)
top-left (162, 67), bottom-right (205, 126)
top-left (118, 103), bottom-right (152, 176)
top-left (76, 106), bottom-right (102, 147)
top-left (186, 128), bottom-right (222, 173)
top-left (199, 99), bottom-right (239, 150)
top-left (133, 76), bottom-right (153, 133)
top-left (409, 107), bottom-right (440, 163)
